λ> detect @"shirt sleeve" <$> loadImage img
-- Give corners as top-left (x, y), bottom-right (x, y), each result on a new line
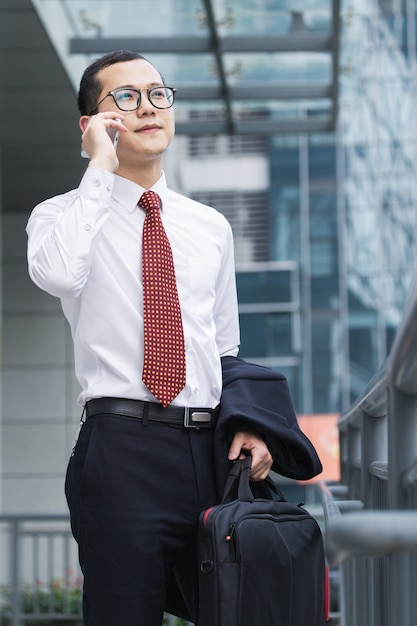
top-left (26, 167), bottom-right (114, 298)
top-left (214, 219), bottom-right (240, 358)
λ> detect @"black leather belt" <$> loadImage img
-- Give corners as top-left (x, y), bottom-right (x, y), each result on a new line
top-left (85, 397), bottom-right (219, 428)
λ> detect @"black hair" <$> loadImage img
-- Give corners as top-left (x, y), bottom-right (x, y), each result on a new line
top-left (77, 50), bottom-right (160, 116)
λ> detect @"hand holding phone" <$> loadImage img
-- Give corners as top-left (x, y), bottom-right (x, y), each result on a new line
top-left (81, 119), bottom-right (121, 159)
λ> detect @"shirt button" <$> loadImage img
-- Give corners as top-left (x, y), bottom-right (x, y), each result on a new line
top-left (84, 224), bottom-right (92, 231)
top-left (106, 185), bottom-right (111, 192)
top-left (93, 180), bottom-right (101, 188)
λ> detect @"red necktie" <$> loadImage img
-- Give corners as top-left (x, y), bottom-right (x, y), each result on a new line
top-left (140, 191), bottom-right (186, 407)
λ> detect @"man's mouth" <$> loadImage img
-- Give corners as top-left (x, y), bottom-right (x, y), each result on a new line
top-left (136, 124), bottom-right (161, 133)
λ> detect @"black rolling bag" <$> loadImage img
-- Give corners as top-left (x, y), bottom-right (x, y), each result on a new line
top-left (198, 456), bottom-right (328, 626)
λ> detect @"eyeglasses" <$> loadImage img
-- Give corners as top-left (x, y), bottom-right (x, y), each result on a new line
top-left (91, 86), bottom-right (177, 115)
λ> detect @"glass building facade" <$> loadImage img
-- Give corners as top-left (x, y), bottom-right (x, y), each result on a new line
top-left (340, 0), bottom-right (417, 406)
top-left (3, 0), bottom-right (417, 516)
top-left (228, 0), bottom-right (417, 415)
top-left (11, 0), bottom-right (417, 418)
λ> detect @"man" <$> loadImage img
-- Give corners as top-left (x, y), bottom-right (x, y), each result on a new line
top-left (26, 50), bottom-right (274, 626)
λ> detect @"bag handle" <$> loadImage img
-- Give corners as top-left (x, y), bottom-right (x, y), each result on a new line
top-left (221, 455), bottom-right (288, 504)
top-left (221, 456), bottom-right (253, 503)
top-left (254, 476), bottom-right (286, 502)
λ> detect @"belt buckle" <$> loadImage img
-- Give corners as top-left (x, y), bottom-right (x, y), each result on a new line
top-left (184, 408), bottom-right (212, 428)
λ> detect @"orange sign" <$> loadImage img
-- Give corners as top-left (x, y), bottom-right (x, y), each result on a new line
top-left (297, 413), bottom-right (340, 483)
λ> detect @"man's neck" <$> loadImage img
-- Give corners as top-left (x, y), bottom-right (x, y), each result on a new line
top-left (116, 159), bottom-right (163, 190)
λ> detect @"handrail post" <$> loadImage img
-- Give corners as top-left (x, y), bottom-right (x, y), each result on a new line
top-left (390, 553), bottom-right (412, 626)
top-left (387, 387), bottom-right (417, 509)
top-left (10, 518), bottom-right (21, 626)
top-left (362, 409), bottom-right (387, 508)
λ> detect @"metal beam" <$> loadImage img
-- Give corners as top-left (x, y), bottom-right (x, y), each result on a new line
top-left (197, 0), bottom-right (234, 134)
top-left (176, 84), bottom-right (333, 101)
top-left (70, 34), bottom-right (333, 55)
top-left (175, 115), bottom-right (334, 136)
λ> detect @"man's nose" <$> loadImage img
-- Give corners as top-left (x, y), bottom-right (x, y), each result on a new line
top-left (136, 94), bottom-right (155, 115)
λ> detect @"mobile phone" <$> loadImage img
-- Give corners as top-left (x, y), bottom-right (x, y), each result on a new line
top-left (81, 120), bottom-right (120, 159)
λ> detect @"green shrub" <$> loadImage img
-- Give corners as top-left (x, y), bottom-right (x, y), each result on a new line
top-left (0, 582), bottom-right (189, 625)
top-left (0, 580), bottom-right (82, 625)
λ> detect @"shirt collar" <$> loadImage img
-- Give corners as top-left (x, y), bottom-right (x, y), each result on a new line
top-left (112, 171), bottom-right (169, 214)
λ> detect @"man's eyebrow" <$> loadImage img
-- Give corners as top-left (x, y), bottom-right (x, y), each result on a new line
top-left (113, 82), bottom-right (165, 89)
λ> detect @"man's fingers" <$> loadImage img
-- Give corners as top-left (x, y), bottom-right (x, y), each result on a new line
top-left (228, 431), bottom-right (247, 461)
top-left (228, 430), bottom-right (273, 481)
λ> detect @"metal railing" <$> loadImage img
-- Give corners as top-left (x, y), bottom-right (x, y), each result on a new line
top-left (0, 514), bottom-right (191, 626)
top-left (318, 272), bottom-right (417, 626)
top-left (0, 514), bottom-right (82, 625)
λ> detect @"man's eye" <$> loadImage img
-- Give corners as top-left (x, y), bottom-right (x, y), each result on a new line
top-left (116, 90), bottom-right (135, 102)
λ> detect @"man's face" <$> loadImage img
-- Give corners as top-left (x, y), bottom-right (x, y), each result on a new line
top-left (96, 58), bottom-right (175, 166)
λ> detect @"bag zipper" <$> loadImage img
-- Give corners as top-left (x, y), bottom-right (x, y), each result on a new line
top-left (226, 522), bottom-right (237, 560)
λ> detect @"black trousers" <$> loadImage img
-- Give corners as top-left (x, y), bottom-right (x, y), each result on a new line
top-left (65, 413), bottom-right (219, 626)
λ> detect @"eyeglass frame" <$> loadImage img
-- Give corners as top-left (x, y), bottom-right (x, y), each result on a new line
top-left (88, 86), bottom-right (177, 116)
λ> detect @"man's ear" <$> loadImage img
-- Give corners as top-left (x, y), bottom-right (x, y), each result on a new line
top-left (79, 116), bottom-right (91, 132)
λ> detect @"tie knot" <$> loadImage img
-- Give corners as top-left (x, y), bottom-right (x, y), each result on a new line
top-left (139, 191), bottom-right (161, 214)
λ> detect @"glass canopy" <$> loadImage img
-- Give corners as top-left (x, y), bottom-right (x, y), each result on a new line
top-left (31, 0), bottom-right (339, 135)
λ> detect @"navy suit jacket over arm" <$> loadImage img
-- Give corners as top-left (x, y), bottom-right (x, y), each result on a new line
top-left (216, 356), bottom-right (322, 484)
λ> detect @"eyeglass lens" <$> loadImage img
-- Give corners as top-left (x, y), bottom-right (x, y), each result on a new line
top-left (113, 87), bottom-right (174, 111)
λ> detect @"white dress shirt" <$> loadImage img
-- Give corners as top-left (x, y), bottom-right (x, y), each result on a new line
top-left (26, 167), bottom-right (240, 408)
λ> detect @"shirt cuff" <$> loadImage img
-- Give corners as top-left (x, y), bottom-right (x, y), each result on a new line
top-left (78, 167), bottom-right (115, 201)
